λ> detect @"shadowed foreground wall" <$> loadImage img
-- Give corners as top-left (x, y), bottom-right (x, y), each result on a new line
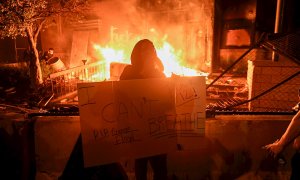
top-left (0, 112), bottom-right (295, 179)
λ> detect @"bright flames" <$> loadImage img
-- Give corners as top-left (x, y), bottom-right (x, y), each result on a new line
top-left (93, 39), bottom-right (208, 80)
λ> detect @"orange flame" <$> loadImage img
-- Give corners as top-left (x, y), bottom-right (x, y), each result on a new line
top-left (93, 38), bottom-right (208, 80)
top-left (93, 45), bottom-right (129, 79)
top-left (156, 41), bottom-right (206, 77)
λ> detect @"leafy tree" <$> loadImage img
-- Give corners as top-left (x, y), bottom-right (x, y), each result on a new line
top-left (0, 0), bottom-right (89, 87)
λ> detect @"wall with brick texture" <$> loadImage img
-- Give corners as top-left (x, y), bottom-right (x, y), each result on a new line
top-left (247, 56), bottom-right (300, 111)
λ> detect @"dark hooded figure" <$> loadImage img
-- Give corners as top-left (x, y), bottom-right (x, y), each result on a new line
top-left (120, 39), bottom-right (165, 80)
top-left (120, 39), bottom-right (168, 180)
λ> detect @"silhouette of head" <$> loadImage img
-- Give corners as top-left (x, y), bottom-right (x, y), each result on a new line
top-left (130, 39), bottom-right (157, 69)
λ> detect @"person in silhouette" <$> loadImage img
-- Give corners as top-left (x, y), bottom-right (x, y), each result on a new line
top-left (42, 48), bottom-right (54, 63)
top-left (120, 39), bottom-right (167, 180)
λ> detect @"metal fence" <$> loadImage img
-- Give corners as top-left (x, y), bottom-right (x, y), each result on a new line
top-left (48, 61), bottom-right (106, 98)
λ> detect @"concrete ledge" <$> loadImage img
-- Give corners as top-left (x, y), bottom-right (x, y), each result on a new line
top-left (33, 116), bottom-right (81, 180)
top-left (205, 115), bottom-right (293, 179)
top-left (2, 113), bottom-right (294, 179)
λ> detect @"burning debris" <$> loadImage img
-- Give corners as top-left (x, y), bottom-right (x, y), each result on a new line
top-left (206, 76), bottom-right (249, 110)
top-left (93, 39), bottom-right (208, 79)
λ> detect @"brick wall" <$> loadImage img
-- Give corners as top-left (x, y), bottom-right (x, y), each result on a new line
top-left (247, 56), bottom-right (300, 111)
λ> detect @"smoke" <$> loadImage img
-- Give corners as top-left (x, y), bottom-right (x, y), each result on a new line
top-left (91, 0), bottom-right (144, 36)
top-left (88, 0), bottom-right (214, 71)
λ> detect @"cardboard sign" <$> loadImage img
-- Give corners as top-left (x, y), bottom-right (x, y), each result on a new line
top-left (77, 76), bottom-right (206, 167)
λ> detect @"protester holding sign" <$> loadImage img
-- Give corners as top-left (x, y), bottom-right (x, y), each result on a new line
top-left (120, 39), bottom-right (168, 180)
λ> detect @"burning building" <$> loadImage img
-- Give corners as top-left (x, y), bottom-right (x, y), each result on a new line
top-left (36, 0), bottom-right (300, 112)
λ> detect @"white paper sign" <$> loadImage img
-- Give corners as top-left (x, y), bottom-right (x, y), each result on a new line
top-left (78, 76), bottom-right (206, 167)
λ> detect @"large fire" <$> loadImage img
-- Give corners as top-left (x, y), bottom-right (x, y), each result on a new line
top-left (93, 38), bottom-right (208, 80)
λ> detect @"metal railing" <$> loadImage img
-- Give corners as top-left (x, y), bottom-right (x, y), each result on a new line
top-left (48, 61), bottom-right (106, 98)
